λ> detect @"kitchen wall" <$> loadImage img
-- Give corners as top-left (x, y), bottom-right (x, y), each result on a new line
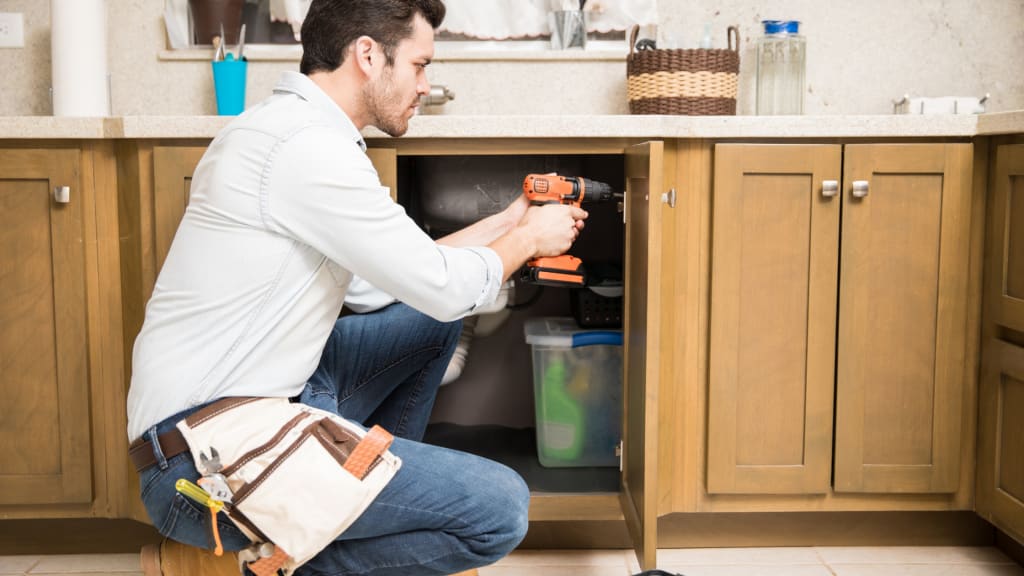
top-left (1, 0), bottom-right (1022, 117)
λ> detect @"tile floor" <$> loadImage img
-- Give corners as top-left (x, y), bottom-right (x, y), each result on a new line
top-left (0, 547), bottom-right (1021, 576)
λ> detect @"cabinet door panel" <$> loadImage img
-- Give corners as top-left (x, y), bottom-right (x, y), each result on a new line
top-left (0, 149), bottom-right (92, 504)
top-left (621, 141), bottom-right (662, 570)
top-left (708, 144), bottom-right (840, 494)
top-left (977, 339), bottom-right (1024, 543)
top-left (153, 146), bottom-right (206, 273)
top-left (835, 143), bottom-right (971, 493)
top-left (998, 368), bottom-right (1024, 504)
top-left (991, 144), bottom-right (1024, 331)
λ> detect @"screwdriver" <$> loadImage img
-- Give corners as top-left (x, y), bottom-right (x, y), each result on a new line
top-left (175, 478), bottom-right (225, 556)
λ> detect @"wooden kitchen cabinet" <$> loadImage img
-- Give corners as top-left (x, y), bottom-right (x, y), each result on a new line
top-left (117, 138), bottom-right (667, 569)
top-left (0, 143), bottom-right (127, 518)
top-left (976, 141), bottom-right (1024, 544)
top-left (706, 143), bottom-right (973, 500)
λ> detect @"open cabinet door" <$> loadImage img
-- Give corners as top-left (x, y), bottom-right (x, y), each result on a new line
top-left (621, 141), bottom-right (664, 570)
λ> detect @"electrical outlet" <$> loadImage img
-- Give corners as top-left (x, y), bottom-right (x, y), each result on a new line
top-left (0, 13), bottom-right (25, 48)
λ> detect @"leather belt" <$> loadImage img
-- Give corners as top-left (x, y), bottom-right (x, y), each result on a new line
top-left (129, 427), bottom-right (190, 472)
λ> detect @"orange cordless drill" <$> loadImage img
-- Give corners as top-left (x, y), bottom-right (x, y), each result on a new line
top-left (519, 173), bottom-right (619, 287)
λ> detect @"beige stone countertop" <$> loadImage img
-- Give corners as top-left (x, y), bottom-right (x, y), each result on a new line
top-left (1, 111), bottom-right (1022, 140)
top-left (0, 117), bottom-right (118, 139)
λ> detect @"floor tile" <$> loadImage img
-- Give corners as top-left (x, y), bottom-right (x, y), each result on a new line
top-left (479, 566), bottom-right (628, 576)
top-left (28, 554), bottom-right (140, 574)
top-left (28, 569), bottom-right (144, 573)
top-left (658, 547), bottom-right (822, 565)
top-left (626, 551), bottom-right (641, 574)
top-left (491, 549), bottom-right (633, 566)
top-left (0, 556), bottom-right (39, 575)
top-left (816, 547), bottom-right (1016, 565)
top-left (828, 565), bottom-right (1024, 576)
top-left (657, 565), bottom-right (833, 576)
top-left (0, 546), bottom-right (1020, 576)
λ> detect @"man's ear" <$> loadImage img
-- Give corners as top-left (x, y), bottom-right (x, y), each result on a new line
top-left (352, 35), bottom-right (379, 76)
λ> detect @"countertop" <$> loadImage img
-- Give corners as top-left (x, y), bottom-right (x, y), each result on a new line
top-left (1, 111), bottom-right (1023, 140)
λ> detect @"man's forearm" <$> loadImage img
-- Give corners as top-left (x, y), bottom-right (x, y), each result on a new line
top-left (437, 195), bottom-right (528, 248)
top-left (436, 210), bottom-right (515, 248)
top-left (487, 226), bottom-right (536, 283)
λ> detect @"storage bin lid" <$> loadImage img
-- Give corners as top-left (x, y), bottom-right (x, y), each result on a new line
top-left (524, 317), bottom-right (623, 347)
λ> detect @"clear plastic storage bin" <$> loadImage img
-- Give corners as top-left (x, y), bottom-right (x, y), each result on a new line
top-left (524, 317), bottom-right (623, 468)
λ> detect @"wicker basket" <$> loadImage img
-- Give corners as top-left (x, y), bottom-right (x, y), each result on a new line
top-left (626, 25), bottom-right (740, 115)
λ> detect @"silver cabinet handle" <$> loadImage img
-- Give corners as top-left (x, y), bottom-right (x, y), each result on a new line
top-left (852, 180), bottom-right (869, 198)
top-left (53, 186), bottom-right (70, 204)
top-left (822, 180), bottom-right (839, 198)
top-left (660, 188), bottom-right (676, 208)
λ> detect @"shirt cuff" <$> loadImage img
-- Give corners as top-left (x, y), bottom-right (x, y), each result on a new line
top-left (464, 246), bottom-right (504, 314)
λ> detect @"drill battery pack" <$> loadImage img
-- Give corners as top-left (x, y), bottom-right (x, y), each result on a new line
top-left (520, 254), bottom-right (586, 287)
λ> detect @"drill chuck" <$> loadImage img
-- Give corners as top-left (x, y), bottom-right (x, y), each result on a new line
top-left (580, 178), bottom-right (617, 203)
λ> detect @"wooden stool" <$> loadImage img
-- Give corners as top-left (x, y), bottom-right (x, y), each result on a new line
top-left (140, 540), bottom-right (480, 576)
top-left (140, 540), bottom-right (239, 576)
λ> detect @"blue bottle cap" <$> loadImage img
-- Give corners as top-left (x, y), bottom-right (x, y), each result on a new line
top-left (762, 20), bottom-right (800, 34)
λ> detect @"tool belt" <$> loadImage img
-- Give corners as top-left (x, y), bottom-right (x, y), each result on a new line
top-left (136, 397), bottom-right (402, 576)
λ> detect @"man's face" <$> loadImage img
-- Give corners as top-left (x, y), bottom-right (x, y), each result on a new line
top-left (364, 15), bottom-right (433, 137)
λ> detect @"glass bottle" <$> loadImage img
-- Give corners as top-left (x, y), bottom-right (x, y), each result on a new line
top-left (756, 20), bottom-right (806, 115)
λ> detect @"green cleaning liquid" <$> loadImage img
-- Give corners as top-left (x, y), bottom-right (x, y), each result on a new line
top-left (539, 357), bottom-right (584, 463)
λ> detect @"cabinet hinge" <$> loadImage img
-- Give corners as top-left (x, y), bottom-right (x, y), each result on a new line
top-left (616, 440), bottom-right (623, 472)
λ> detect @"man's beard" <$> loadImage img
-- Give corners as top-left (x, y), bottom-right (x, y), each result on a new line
top-left (364, 68), bottom-right (413, 137)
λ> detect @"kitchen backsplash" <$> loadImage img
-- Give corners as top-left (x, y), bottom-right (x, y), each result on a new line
top-left (0, 0), bottom-right (1022, 117)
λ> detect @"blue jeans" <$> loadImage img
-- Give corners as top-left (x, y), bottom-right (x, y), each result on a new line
top-left (136, 303), bottom-right (530, 575)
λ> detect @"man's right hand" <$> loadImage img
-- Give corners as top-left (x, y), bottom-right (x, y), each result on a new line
top-left (517, 203), bottom-right (588, 258)
top-left (488, 203), bottom-right (588, 283)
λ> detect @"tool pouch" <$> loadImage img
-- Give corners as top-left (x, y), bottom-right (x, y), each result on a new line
top-left (175, 397), bottom-right (401, 575)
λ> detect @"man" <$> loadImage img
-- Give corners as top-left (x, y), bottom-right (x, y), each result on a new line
top-left (125, 0), bottom-right (587, 574)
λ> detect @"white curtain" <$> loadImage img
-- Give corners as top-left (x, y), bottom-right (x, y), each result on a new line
top-left (270, 0), bottom-right (312, 40)
top-left (439, 0), bottom-right (658, 40)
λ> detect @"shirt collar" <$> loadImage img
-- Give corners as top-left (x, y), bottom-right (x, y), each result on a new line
top-left (273, 71), bottom-right (367, 151)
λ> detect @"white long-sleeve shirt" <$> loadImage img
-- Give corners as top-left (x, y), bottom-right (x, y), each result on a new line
top-left (126, 72), bottom-right (502, 440)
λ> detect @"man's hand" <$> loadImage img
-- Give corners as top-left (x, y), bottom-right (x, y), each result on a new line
top-left (517, 203), bottom-right (588, 257)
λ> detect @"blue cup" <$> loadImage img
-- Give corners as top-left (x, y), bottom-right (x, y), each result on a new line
top-left (212, 58), bottom-right (247, 115)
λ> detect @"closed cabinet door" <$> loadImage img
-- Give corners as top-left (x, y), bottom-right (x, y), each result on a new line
top-left (0, 148), bottom-right (92, 505)
top-left (987, 144), bottom-right (1024, 332)
top-left (709, 142), bottom-right (972, 497)
top-left (708, 144), bottom-right (841, 494)
top-left (976, 143), bottom-right (1024, 544)
top-left (977, 340), bottom-right (1024, 543)
top-left (834, 143), bottom-right (972, 493)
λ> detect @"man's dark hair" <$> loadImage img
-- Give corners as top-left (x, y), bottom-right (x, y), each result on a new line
top-left (300, 0), bottom-right (446, 74)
